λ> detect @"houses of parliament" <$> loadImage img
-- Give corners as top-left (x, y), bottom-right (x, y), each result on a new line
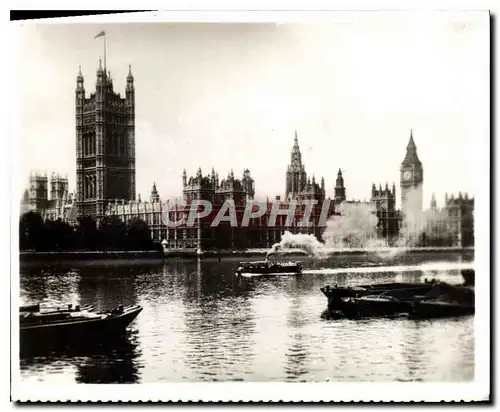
top-left (20, 60), bottom-right (474, 249)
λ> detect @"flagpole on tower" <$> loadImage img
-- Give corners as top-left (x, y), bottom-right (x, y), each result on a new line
top-left (94, 30), bottom-right (107, 76)
top-left (104, 34), bottom-right (106, 74)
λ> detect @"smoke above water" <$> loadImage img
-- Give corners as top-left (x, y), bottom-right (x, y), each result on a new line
top-left (267, 186), bottom-right (458, 260)
top-left (267, 231), bottom-right (328, 259)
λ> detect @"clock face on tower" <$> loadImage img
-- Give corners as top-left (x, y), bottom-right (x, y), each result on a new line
top-left (403, 170), bottom-right (412, 181)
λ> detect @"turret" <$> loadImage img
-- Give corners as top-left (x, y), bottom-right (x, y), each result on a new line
top-left (182, 169), bottom-right (187, 186)
top-left (96, 58), bottom-right (105, 85)
top-left (126, 64), bottom-right (134, 90)
top-left (107, 70), bottom-right (113, 88)
top-left (430, 193), bottom-right (437, 210)
top-left (75, 66), bottom-right (85, 106)
top-left (336, 169), bottom-right (344, 187)
top-left (76, 66), bottom-right (84, 90)
top-left (150, 182), bottom-right (160, 203)
top-left (126, 65), bottom-right (135, 113)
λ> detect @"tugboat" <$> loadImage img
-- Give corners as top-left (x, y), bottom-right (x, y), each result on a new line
top-left (235, 260), bottom-right (302, 276)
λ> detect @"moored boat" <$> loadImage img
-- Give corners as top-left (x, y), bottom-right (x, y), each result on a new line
top-left (320, 280), bottom-right (438, 311)
top-left (461, 268), bottom-right (475, 286)
top-left (19, 304), bottom-right (143, 344)
top-left (20, 303), bottom-right (95, 314)
top-left (408, 301), bottom-right (475, 319)
top-left (321, 279), bottom-right (475, 320)
top-left (408, 283), bottom-right (475, 319)
top-left (236, 260), bottom-right (302, 276)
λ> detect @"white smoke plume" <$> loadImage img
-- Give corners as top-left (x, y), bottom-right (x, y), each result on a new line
top-left (323, 185), bottom-right (458, 253)
top-left (395, 186), bottom-right (457, 248)
top-left (267, 231), bottom-right (328, 259)
top-left (322, 202), bottom-right (386, 249)
top-left (266, 185), bottom-right (461, 260)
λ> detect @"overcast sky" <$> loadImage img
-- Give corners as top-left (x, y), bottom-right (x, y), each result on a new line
top-left (13, 12), bottom-right (489, 209)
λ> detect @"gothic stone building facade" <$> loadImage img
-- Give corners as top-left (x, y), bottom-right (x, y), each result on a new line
top-left (20, 172), bottom-right (77, 224)
top-left (106, 183), bottom-right (165, 242)
top-left (75, 61), bottom-right (136, 220)
top-left (103, 126), bottom-right (473, 249)
top-left (124, 132), bottom-right (339, 250)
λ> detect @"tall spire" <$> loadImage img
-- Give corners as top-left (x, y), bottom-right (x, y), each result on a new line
top-left (402, 129), bottom-right (421, 165)
top-left (290, 130), bottom-right (302, 168)
top-left (76, 65), bottom-right (84, 90)
top-left (126, 64), bottom-right (134, 91)
top-left (336, 169), bottom-right (344, 187)
top-left (97, 58), bottom-right (104, 81)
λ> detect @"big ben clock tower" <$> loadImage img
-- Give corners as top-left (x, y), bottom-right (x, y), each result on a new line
top-left (400, 129), bottom-right (423, 215)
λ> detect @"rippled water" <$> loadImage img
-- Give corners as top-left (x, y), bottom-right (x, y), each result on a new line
top-left (18, 252), bottom-right (475, 383)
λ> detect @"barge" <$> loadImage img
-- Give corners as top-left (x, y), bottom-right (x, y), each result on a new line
top-left (321, 269), bottom-right (475, 320)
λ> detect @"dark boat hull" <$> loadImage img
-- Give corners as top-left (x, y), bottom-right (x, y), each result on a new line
top-left (322, 281), bottom-right (475, 320)
top-left (339, 296), bottom-right (413, 319)
top-left (321, 283), bottom-right (435, 311)
top-left (237, 267), bottom-right (302, 275)
top-left (461, 269), bottom-right (475, 286)
top-left (408, 301), bottom-right (475, 320)
top-left (20, 305), bottom-right (143, 350)
top-left (236, 261), bottom-right (302, 275)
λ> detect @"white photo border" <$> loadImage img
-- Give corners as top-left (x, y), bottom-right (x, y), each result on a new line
top-left (8, 4), bottom-right (491, 403)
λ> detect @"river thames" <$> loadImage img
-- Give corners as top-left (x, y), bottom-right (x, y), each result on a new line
top-left (18, 252), bottom-right (475, 383)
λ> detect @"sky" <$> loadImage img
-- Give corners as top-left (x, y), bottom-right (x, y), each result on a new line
top-left (13, 12), bottom-right (489, 209)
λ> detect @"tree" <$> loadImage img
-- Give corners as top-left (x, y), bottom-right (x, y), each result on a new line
top-left (99, 215), bottom-right (126, 250)
top-left (126, 218), bottom-right (153, 250)
top-left (76, 216), bottom-right (99, 250)
top-left (50, 218), bottom-right (75, 251)
top-left (19, 211), bottom-right (44, 251)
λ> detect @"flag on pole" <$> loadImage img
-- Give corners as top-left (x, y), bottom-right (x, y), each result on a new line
top-left (95, 31), bottom-right (105, 39)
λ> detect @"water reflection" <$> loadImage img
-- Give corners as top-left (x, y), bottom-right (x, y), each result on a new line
top-left (21, 329), bottom-right (142, 384)
top-left (285, 291), bottom-right (310, 381)
top-left (75, 330), bottom-right (142, 384)
top-left (181, 259), bottom-right (256, 381)
top-left (399, 321), bottom-right (426, 382)
top-left (18, 252), bottom-right (475, 383)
